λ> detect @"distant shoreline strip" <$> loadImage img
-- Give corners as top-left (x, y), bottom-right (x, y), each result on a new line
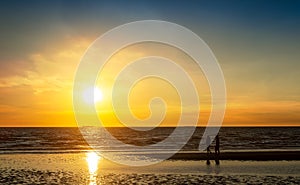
top-left (170, 151), bottom-right (300, 161)
top-left (0, 150), bottom-right (299, 161)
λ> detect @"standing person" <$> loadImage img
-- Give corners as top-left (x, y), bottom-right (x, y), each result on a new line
top-left (206, 135), bottom-right (211, 165)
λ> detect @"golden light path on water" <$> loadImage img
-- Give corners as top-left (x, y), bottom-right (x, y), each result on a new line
top-left (86, 151), bottom-right (101, 185)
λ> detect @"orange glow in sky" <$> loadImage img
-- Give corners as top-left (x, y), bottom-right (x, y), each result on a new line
top-left (0, 2), bottom-right (299, 127)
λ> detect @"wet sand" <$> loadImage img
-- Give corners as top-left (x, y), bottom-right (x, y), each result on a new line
top-left (1, 169), bottom-right (299, 185)
top-left (0, 153), bottom-right (299, 184)
top-left (170, 150), bottom-right (300, 160)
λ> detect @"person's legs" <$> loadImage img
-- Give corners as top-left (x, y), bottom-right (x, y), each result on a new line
top-left (214, 147), bottom-right (220, 165)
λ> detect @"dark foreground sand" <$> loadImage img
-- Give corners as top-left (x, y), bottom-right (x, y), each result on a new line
top-left (0, 153), bottom-right (299, 184)
top-left (0, 169), bottom-right (299, 185)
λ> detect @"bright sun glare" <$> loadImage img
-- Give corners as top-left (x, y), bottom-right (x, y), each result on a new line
top-left (86, 152), bottom-right (101, 174)
top-left (94, 87), bottom-right (103, 102)
top-left (83, 87), bottom-right (103, 104)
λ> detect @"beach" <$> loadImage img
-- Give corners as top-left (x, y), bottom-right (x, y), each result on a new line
top-left (1, 127), bottom-right (299, 184)
top-left (1, 169), bottom-right (299, 184)
top-left (0, 152), bottom-right (299, 184)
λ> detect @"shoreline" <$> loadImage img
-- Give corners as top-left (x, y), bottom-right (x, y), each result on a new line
top-left (170, 151), bottom-right (300, 160)
top-left (0, 150), bottom-right (299, 161)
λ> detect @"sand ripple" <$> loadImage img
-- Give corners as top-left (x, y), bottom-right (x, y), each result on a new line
top-left (0, 169), bottom-right (299, 185)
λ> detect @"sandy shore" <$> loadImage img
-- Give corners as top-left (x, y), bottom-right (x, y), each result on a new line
top-left (170, 150), bottom-right (300, 160)
top-left (0, 153), bottom-right (299, 184)
top-left (1, 169), bottom-right (299, 185)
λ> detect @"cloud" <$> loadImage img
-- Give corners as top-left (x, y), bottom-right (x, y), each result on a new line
top-left (0, 59), bottom-right (35, 78)
top-left (0, 37), bottom-right (92, 126)
top-left (0, 37), bottom-right (91, 94)
top-left (224, 100), bottom-right (300, 126)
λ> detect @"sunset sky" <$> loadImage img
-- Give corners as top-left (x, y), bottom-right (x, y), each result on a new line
top-left (0, 1), bottom-right (299, 127)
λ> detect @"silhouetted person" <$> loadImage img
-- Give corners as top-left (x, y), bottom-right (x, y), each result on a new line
top-left (206, 135), bottom-right (211, 165)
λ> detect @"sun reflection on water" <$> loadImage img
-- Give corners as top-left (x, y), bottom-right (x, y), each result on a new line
top-left (86, 151), bottom-right (101, 185)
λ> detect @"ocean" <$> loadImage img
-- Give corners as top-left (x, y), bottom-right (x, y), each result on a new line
top-left (1, 127), bottom-right (300, 184)
top-left (0, 127), bottom-right (299, 154)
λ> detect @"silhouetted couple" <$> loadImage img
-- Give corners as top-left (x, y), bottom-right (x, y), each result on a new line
top-left (206, 134), bottom-right (220, 165)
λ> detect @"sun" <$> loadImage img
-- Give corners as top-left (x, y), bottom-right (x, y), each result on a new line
top-left (94, 87), bottom-right (103, 102)
top-left (83, 86), bottom-right (103, 104)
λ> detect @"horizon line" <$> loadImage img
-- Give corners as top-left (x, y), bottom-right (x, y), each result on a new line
top-left (0, 125), bottom-right (299, 128)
